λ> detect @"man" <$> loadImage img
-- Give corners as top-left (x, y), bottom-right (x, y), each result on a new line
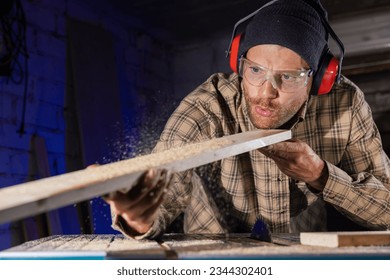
top-left (106, 0), bottom-right (390, 239)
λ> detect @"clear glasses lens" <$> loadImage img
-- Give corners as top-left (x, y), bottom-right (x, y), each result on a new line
top-left (239, 58), bottom-right (312, 93)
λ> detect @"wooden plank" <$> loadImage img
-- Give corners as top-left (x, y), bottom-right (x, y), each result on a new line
top-left (0, 129), bottom-right (291, 225)
top-left (32, 135), bottom-right (63, 235)
top-left (17, 136), bottom-right (55, 243)
top-left (300, 231), bottom-right (390, 248)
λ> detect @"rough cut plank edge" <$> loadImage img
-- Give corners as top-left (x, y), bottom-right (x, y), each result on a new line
top-left (300, 231), bottom-right (390, 248)
top-left (0, 129), bottom-right (291, 224)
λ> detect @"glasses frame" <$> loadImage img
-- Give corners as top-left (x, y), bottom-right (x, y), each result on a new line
top-left (239, 56), bottom-right (313, 93)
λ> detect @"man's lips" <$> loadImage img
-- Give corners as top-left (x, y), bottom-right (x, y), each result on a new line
top-left (255, 106), bottom-right (273, 117)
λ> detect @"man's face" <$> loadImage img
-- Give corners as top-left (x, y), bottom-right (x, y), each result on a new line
top-left (241, 44), bottom-right (312, 129)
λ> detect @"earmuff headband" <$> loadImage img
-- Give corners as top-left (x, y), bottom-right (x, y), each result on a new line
top-left (225, 0), bottom-right (280, 58)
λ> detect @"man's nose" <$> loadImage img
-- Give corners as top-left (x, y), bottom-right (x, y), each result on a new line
top-left (259, 77), bottom-right (278, 98)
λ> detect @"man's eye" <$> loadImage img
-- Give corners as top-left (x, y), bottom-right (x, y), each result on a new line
top-left (250, 67), bottom-right (264, 74)
top-left (281, 73), bottom-right (299, 82)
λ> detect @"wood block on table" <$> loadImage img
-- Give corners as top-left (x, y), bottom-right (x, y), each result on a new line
top-left (300, 231), bottom-right (390, 248)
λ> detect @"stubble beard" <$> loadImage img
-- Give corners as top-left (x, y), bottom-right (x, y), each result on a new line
top-left (245, 95), bottom-right (306, 129)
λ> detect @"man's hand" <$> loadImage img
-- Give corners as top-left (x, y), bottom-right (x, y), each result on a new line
top-left (103, 169), bottom-right (171, 235)
top-left (260, 138), bottom-right (328, 191)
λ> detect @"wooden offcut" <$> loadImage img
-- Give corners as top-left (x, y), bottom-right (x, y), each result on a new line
top-left (300, 231), bottom-right (390, 247)
top-left (0, 129), bottom-right (291, 225)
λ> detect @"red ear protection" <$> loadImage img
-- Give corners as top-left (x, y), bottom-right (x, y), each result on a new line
top-left (318, 56), bottom-right (339, 95)
top-left (310, 50), bottom-right (340, 96)
top-left (229, 34), bottom-right (242, 74)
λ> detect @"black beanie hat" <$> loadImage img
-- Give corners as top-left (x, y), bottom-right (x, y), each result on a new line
top-left (240, 0), bottom-right (328, 72)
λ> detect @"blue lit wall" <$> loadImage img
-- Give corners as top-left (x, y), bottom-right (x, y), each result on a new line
top-left (0, 0), bottom-right (175, 250)
top-left (0, 0), bottom-right (238, 251)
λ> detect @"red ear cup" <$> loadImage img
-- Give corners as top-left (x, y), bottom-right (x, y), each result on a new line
top-left (318, 56), bottom-right (339, 95)
top-left (229, 34), bottom-right (243, 73)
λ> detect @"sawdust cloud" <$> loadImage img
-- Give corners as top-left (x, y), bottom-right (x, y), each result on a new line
top-left (91, 103), bottom-right (244, 236)
top-left (90, 103), bottom-right (176, 233)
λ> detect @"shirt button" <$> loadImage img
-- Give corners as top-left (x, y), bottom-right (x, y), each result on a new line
top-left (328, 193), bottom-right (336, 199)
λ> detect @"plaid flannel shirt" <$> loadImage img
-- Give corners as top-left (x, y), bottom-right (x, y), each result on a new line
top-left (112, 72), bottom-right (390, 239)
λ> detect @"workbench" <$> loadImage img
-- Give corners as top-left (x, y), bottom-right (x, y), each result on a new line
top-left (1, 233), bottom-right (389, 260)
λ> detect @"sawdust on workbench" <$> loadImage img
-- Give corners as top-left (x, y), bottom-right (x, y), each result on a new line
top-left (107, 235), bottom-right (161, 251)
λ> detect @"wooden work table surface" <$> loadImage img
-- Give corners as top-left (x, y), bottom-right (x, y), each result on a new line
top-left (1, 233), bottom-right (389, 260)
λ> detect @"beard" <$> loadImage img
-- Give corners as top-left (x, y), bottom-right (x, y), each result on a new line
top-left (244, 94), bottom-right (307, 129)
